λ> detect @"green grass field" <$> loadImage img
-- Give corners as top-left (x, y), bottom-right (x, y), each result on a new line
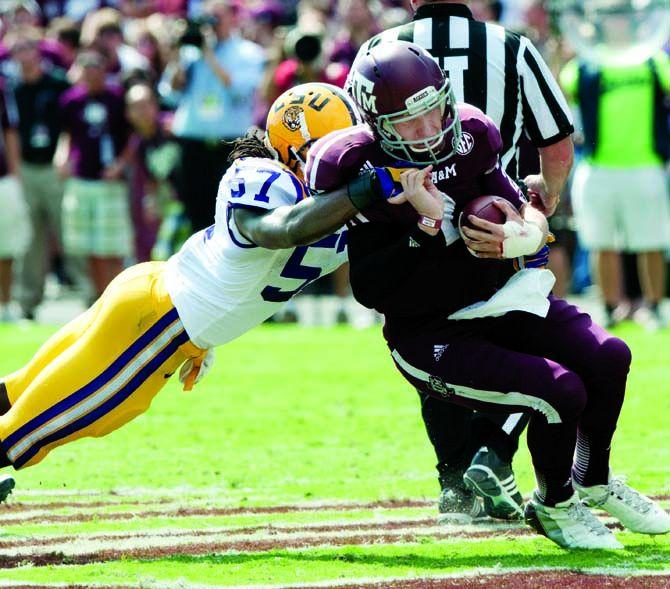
top-left (0, 320), bottom-right (668, 588)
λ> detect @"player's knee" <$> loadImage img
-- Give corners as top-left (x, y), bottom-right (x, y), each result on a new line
top-left (552, 370), bottom-right (587, 420)
top-left (594, 337), bottom-right (632, 378)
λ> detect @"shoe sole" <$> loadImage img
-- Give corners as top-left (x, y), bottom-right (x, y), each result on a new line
top-left (0, 475), bottom-right (15, 503)
top-left (464, 465), bottom-right (523, 520)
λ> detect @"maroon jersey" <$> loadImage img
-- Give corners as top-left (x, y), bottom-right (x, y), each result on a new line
top-left (60, 84), bottom-right (128, 180)
top-left (307, 104), bottom-right (525, 220)
top-left (306, 104), bottom-right (529, 341)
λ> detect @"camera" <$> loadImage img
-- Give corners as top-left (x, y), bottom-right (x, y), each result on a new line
top-left (283, 28), bottom-right (322, 63)
top-left (178, 15), bottom-right (218, 48)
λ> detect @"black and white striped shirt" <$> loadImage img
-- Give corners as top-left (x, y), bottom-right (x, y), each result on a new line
top-left (351, 3), bottom-right (574, 177)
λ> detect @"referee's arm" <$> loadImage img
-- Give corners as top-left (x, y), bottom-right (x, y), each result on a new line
top-left (518, 36), bottom-right (574, 216)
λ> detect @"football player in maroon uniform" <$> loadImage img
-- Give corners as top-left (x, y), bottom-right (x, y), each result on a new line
top-left (306, 41), bottom-right (670, 549)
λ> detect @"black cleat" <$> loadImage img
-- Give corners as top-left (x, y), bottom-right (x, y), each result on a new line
top-left (0, 474), bottom-right (15, 503)
top-left (463, 447), bottom-right (524, 520)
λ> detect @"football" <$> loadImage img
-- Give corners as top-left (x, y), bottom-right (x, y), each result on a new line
top-left (458, 195), bottom-right (508, 233)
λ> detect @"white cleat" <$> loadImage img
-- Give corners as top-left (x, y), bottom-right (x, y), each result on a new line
top-left (524, 492), bottom-right (623, 549)
top-left (574, 476), bottom-right (670, 535)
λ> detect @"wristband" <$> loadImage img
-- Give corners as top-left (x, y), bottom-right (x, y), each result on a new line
top-left (501, 220), bottom-right (543, 258)
top-left (418, 215), bottom-right (442, 230)
top-left (523, 244), bottom-right (550, 268)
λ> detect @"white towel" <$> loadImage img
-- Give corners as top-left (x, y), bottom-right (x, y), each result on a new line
top-left (448, 268), bottom-right (556, 321)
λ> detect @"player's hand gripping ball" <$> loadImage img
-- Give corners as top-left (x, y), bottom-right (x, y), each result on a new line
top-left (457, 195), bottom-right (508, 232)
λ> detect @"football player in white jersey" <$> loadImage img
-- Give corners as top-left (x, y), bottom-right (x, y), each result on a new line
top-left (0, 83), bottom-right (392, 499)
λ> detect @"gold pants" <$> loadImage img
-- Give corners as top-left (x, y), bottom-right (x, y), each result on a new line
top-left (0, 262), bottom-right (203, 469)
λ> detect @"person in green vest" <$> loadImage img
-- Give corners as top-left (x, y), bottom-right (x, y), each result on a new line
top-left (560, 50), bottom-right (670, 329)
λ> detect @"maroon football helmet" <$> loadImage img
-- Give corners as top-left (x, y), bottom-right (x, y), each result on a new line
top-left (347, 40), bottom-right (461, 164)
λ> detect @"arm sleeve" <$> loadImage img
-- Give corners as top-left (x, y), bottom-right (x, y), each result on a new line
top-left (519, 36), bottom-right (574, 147)
top-left (348, 220), bottom-right (446, 312)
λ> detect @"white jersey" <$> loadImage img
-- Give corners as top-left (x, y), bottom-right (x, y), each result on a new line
top-left (164, 158), bottom-right (348, 348)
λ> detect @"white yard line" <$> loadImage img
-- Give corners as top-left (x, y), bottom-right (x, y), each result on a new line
top-left (0, 516), bottom-right (525, 549)
top-left (0, 523), bottom-right (518, 559)
top-left (1, 567), bottom-right (668, 589)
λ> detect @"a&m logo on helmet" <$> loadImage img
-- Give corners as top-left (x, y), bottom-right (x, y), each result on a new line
top-left (454, 131), bottom-right (474, 156)
top-left (282, 106), bottom-right (304, 133)
top-left (349, 70), bottom-right (377, 114)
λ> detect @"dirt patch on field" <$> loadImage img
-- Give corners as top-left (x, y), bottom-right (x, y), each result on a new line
top-left (0, 528), bottom-right (530, 568)
top-left (296, 572), bottom-right (670, 588)
top-left (0, 517), bottom-right (439, 548)
top-left (0, 517), bottom-right (530, 553)
top-left (0, 498), bottom-right (174, 512)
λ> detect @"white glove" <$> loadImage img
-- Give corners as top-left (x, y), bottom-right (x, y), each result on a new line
top-left (440, 193), bottom-right (460, 246)
top-left (501, 220), bottom-right (544, 258)
top-left (179, 348), bottom-right (215, 391)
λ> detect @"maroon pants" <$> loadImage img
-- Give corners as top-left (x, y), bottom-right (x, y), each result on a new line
top-left (389, 297), bottom-right (631, 504)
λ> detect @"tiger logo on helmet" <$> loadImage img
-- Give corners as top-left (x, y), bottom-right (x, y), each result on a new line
top-left (265, 83), bottom-right (362, 180)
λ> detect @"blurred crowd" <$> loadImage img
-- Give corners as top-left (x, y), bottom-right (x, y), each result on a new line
top-left (0, 0), bottom-right (668, 325)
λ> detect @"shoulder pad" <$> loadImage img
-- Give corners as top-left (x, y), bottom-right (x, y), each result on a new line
top-left (305, 125), bottom-right (375, 193)
top-left (220, 158), bottom-right (307, 210)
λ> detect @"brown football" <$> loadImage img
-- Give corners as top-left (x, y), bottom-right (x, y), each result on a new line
top-left (458, 195), bottom-right (508, 233)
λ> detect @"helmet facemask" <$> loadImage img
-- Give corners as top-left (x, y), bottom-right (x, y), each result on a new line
top-left (374, 78), bottom-right (461, 165)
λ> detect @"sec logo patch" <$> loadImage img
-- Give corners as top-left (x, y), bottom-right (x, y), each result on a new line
top-left (454, 131), bottom-right (474, 156)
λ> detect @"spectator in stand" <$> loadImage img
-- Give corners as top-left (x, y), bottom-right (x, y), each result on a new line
top-left (126, 16), bottom-right (170, 84)
top-left (7, 26), bottom-right (71, 321)
top-left (0, 2), bottom-right (69, 79)
top-left (560, 46), bottom-right (670, 330)
top-left (326, 0), bottom-right (382, 68)
top-left (37, 0), bottom-right (107, 23)
top-left (470, 0), bottom-right (501, 22)
top-left (0, 80), bottom-right (31, 322)
top-left (265, 27), bottom-right (348, 104)
top-left (7, 0), bottom-right (42, 27)
top-left (118, 0), bottom-right (187, 18)
top-left (295, 0), bottom-right (331, 30)
top-left (125, 82), bottom-right (185, 261)
top-left (54, 48), bottom-right (132, 302)
top-left (160, 0), bottom-right (265, 231)
top-left (243, 1), bottom-right (285, 48)
top-left (45, 17), bottom-right (80, 69)
top-left (79, 8), bottom-right (149, 85)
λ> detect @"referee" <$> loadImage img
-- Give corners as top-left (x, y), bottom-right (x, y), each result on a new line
top-left (349, 0), bottom-right (575, 520)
